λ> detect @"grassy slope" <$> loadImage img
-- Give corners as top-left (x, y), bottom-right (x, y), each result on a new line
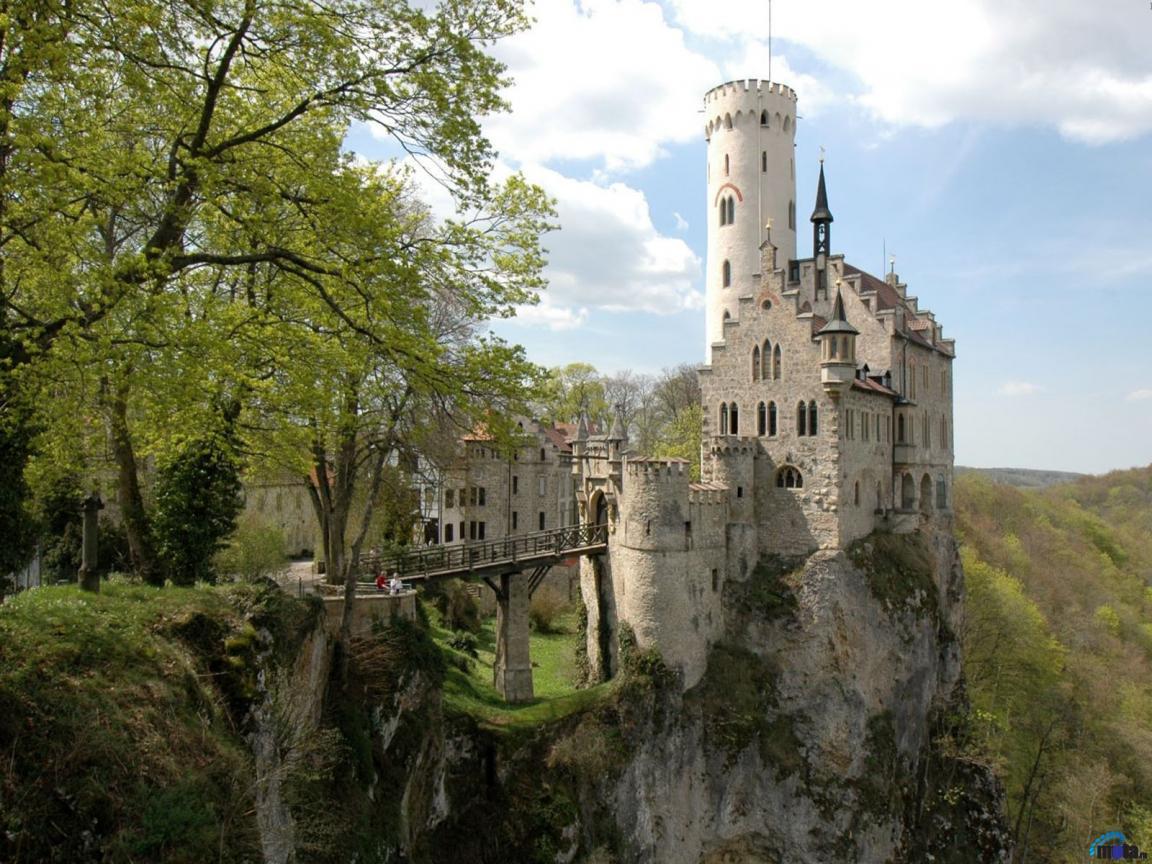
top-left (0, 581), bottom-right (312, 864)
top-left (428, 607), bottom-right (614, 730)
top-left (956, 466), bottom-right (1152, 861)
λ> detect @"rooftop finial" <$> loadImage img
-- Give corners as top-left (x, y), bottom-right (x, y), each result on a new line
top-left (819, 145), bottom-right (825, 165)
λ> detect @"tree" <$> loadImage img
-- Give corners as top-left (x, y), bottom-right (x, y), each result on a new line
top-left (2, 0), bottom-right (554, 607)
top-left (153, 432), bottom-right (244, 586)
top-left (537, 363), bottom-right (609, 427)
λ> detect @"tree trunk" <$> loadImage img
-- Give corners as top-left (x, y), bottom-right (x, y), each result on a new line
top-left (107, 380), bottom-right (162, 584)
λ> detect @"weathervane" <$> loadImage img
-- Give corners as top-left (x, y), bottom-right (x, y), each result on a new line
top-left (819, 145), bottom-right (826, 164)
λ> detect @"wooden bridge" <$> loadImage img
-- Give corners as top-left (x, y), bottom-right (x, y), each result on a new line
top-left (360, 523), bottom-right (608, 585)
top-left (359, 524), bottom-right (609, 704)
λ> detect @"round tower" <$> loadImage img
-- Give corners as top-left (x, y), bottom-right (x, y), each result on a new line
top-left (704, 79), bottom-right (798, 360)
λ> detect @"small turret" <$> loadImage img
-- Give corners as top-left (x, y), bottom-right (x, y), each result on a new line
top-left (817, 283), bottom-right (858, 396)
top-left (606, 403), bottom-right (627, 461)
top-left (571, 411), bottom-right (589, 463)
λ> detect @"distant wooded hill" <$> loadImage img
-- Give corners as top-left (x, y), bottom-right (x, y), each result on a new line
top-left (956, 464), bottom-right (1152, 861)
top-left (955, 465), bottom-right (1086, 489)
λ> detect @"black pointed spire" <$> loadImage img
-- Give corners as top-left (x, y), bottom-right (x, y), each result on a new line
top-left (810, 162), bottom-right (833, 224)
top-left (817, 285), bottom-right (859, 336)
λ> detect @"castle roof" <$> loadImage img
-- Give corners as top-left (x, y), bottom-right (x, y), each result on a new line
top-left (852, 376), bottom-right (900, 399)
top-left (816, 287), bottom-right (859, 337)
top-left (841, 263), bottom-right (949, 355)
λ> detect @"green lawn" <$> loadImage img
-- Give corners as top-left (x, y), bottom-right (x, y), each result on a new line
top-left (427, 606), bottom-right (615, 730)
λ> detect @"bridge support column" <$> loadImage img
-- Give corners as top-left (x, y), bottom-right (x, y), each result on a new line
top-left (493, 572), bottom-right (533, 703)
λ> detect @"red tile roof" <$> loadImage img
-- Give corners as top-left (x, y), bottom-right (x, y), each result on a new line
top-left (852, 377), bottom-right (900, 398)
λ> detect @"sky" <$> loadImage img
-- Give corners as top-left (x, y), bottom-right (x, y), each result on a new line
top-left (346, 0), bottom-right (1152, 475)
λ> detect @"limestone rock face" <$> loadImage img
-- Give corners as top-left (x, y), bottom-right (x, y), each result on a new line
top-left (601, 528), bottom-right (1009, 863)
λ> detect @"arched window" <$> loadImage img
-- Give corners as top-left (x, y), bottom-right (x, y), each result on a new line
top-left (760, 110), bottom-right (768, 126)
top-left (730, 403), bottom-right (739, 435)
top-left (761, 151), bottom-right (767, 173)
top-left (808, 400), bottom-right (818, 436)
top-left (936, 474), bottom-right (948, 510)
top-left (783, 115), bottom-right (791, 132)
top-left (761, 339), bottom-right (771, 379)
top-left (726, 196), bottom-right (735, 225)
top-left (854, 481), bottom-right (860, 506)
top-left (757, 401), bottom-right (767, 435)
top-left (724, 154), bottom-right (729, 176)
top-left (773, 344), bottom-right (781, 379)
top-left (768, 401), bottom-right (777, 436)
top-left (722, 309), bottom-right (731, 323)
top-left (752, 345), bottom-right (761, 381)
top-left (901, 474), bottom-right (915, 510)
top-left (776, 466), bottom-right (803, 489)
top-left (897, 414), bottom-right (906, 443)
top-left (920, 474), bottom-right (933, 516)
top-left (719, 197), bottom-right (727, 226)
top-left (722, 259), bottom-right (731, 287)
top-left (941, 416), bottom-right (948, 449)
top-left (719, 403), bottom-right (729, 435)
top-left (724, 113), bottom-right (732, 129)
top-left (788, 200), bottom-right (795, 230)
top-left (796, 401), bottom-right (807, 436)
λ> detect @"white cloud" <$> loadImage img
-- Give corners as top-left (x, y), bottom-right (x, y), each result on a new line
top-left (521, 163), bottom-right (703, 321)
top-left (672, 211), bottom-right (688, 232)
top-left (509, 300), bottom-right (590, 332)
top-left (669, 0), bottom-right (1152, 143)
top-left (484, 0), bottom-right (719, 172)
top-left (1126, 388), bottom-right (1152, 402)
top-left (998, 381), bottom-right (1043, 396)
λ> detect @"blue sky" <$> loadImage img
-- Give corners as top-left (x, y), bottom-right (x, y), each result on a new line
top-left (349, 0), bottom-right (1152, 474)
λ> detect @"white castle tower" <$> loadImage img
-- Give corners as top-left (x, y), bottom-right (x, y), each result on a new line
top-left (704, 79), bottom-right (798, 359)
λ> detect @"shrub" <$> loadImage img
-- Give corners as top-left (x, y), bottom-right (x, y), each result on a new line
top-left (432, 579), bottom-right (481, 633)
top-left (214, 515), bottom-right (287, 582)
top-left (153, 435), bottom-right (243, 585)
top-left (529, 592), bottom-right (567, 634)
top-left (448, 630), bottom-right (478, 657)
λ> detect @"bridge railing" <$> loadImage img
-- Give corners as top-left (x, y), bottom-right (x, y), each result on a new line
top-left (360, 523), bottom-right (608, 581)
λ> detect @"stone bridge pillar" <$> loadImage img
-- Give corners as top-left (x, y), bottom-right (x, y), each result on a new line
top-left (494, 572), bottom-right (533, 703)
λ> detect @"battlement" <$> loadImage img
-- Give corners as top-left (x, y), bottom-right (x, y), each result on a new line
top-left (709, 438), bottom-right (757, 456)
top-left (704, 79), bottom-right (798, 106)
top-left (689, 481), bottom-right (728, 505)
top-left (625, 457), bottom-right (690, 478)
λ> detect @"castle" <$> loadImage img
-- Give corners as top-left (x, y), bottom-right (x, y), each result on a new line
top-left (572, 79), bottom-right (956, 690)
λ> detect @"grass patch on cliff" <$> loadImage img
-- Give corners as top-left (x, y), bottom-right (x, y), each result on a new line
top-left (427, 603), bottom-right (615, 730)
top-left (848, 531), bottom-right (939, 618)
top-left (0, 581), bottom-right (309, 862)
top-left (729, 554), bottom-right (803, 623)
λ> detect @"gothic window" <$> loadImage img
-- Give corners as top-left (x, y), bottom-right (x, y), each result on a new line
top-left (757, 401), bottom-right (767, 436)
top-left (775, 466), bottom-right (803, 489)
top-left (724, 113), bottom-right (732, 129)
top-left (796, 401), bottom-right (807, 436)
top-left (730, 403), bottom-right (739, 435)
top-left (936, 474), bottom-right (948, 510)
top-left (909, 361), bottom-right (917, 399)
top-left (924, 412), bottom-right (931, 448)
top-left (719, 403), bottom-right (729, 435)
top-left (768, 401), bottom-right (778, 436)
top-left (760, 110), bottom-right (768, 126)
top-left (901, 474), bottom-right (915, 510)
top-left (773, 344), bottom-right (782, 379)
top-left (726, 196), bottom-right (735, 225)
top-left (761, 339), bottom-right (771, 379)
top-left (897, 413), bottom-right (906, 443)
top-left (723, 309), bottom-right (731, 322)
top-left (719, 196), bottom-right (728, 226)
top-left (752, 345), bottom-right (761, 381)
top-left (722, 259), bottom-right (731, 288)
top-left (478, 487), bottom-right (486, 506)
top-left (788, 200), bottom-right (795, 230)
top-left (783, 115), bottom-right (792, 132)
top-left (808, 401), bottom-right (818, 436)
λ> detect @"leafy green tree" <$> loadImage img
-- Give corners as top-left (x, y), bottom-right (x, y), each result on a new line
top-left (153, 434), bottom-right (243, 585)
top-left (537, 363), bottom-right (609, 427)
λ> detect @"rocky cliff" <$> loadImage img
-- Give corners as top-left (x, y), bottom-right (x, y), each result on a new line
top-left (328, 526), bottom-right (1010, 864)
